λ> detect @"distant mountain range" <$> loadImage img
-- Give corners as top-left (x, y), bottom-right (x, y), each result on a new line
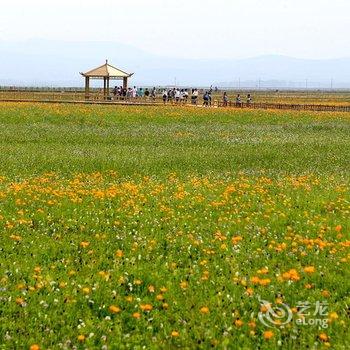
top-left (0, 39), bottom-right (349, 88)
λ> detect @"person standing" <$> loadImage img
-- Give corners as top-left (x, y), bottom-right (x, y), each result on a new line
top-left (192, 89), bottom-right (199, 105)
top-left (203, 91), bottom-right (209, 107)
top-left (138, 87), bottom-right (144, 98)
top-left (144, 88), bottom-right (150, 99)
top-left (151, 87), bottom-right (156, 101)
top-left (183, 89), bottom-right (189, 104)
top-left (175, 89), bottom-right (181, 103)
top-left (247, 94), bottom-right (252, 105)
top-left (223, 92), bottom-right (229, 107)
top-left (162, 89), bottom-right (168, 104)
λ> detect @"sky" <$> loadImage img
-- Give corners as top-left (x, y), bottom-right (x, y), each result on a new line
top-left (0, 0), bottom-right (349, 59)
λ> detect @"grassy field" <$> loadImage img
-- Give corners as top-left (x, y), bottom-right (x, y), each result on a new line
top-left (0, 102), bottom-right (349, 349)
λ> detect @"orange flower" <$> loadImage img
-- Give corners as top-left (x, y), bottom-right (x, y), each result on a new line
top-left (234, 319), bottom-right (244, 327)
top-left (171, 331), bottom-right (179, 337)
top-left (248, 320), bottom-right (256, 328)
top-left (321, 290), bottom-right (330, 298)
top-left (15, 297), bottom-right (25, 306)
top-left (148, 285), bottom-right (155, 293)
top-left (282, 269), bottom-right (300, 281)
top-left (259, 278), bottom-right (271, 286)
top-left (251, 276), bottom-right (260, 285)
top-left (303, 266), bottom-right (315, 274)
top-left (30, 345), bottom-right (40, 350)
top-left (80, 241), bottom-right (90, 248)
top-left (77, 334), bottom-right (85, 342)
top-left (132, 312), bottom-right (141, 319)
top-left (115, 249), bottom-right (124, 258)
top-left (263, 330), bottom-right (274, 340)
top-left (140, 304), bottom-right (153, 312)
top-left (200, 306), bottom-right (209, 314)
top-left (319, 333), bottom-right (329, 342)
top-left (335, 225), bottom-right (342, 232)
top-left (232, 236), bottom-right (243, 245)
top-left (109, 305), bottom-right (121, 314)
top-left (245, 287), bottom-right (254, 296)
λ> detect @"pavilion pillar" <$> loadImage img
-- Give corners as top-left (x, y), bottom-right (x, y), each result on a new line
top-left (103, 77), bottom-right (107, 100)
top-left (123, 77), bottom-right (128, 90)
top-left (85, 77), bottom-right (90, 100)
top-left (106, 77), bottom-right (110, 100)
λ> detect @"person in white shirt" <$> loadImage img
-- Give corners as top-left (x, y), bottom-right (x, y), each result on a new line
top-left (175, 89), bottom-right (181, 103)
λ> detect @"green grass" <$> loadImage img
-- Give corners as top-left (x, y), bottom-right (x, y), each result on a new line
top-left (0, 103), bottom-right (349, 177)
top-left (0, 103), bottom-right (349, 349)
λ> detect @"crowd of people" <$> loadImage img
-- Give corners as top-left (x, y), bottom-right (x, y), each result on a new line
top-left (111, 85), bottom-right (253, 107)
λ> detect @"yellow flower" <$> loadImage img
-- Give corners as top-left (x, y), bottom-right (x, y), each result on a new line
top-left (329, 312), bottom-right (338, 321)
top-left (171, 331), bottom-right (179, 337)
top-left (180, 281), bottom-right (188, 289)
top-left (148, 285), bottom-right (155, 293)
top-left (156, 294), bottom-right (164, 301)
top-left (82, 287), bottom-right (90, 294)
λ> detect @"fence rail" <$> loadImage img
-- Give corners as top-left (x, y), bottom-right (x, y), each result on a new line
top-left (0, 91), bottom-right (350, 112)
top-left (217, 101), bottom-right (350, 112)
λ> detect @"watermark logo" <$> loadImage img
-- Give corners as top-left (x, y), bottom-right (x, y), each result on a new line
top-left (258, 299), bottom-right (293, 328)
top-left (258, 299), bottom-right (329, 329)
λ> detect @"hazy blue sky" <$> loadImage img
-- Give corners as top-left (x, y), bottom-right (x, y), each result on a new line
top-left (1, 0), bottom-right (349, 59)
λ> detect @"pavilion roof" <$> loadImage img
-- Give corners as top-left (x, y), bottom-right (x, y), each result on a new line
top-left (81, 60), bottom-right (133, 78)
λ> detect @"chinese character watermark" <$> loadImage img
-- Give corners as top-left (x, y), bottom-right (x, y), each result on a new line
top-left (258, 299), bottom-right (329, 329)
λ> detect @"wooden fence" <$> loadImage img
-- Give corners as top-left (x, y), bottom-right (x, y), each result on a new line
top-left (217, 101), bottom-right (350, 112)
top-left (0, 90), bottom-right (349, 112)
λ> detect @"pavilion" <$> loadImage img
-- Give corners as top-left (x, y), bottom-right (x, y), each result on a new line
top-left (80, 60), bottom-right (134, 100)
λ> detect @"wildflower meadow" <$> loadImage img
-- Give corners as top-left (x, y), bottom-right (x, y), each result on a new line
top-left (0, 103), bottom-right (349, 349)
